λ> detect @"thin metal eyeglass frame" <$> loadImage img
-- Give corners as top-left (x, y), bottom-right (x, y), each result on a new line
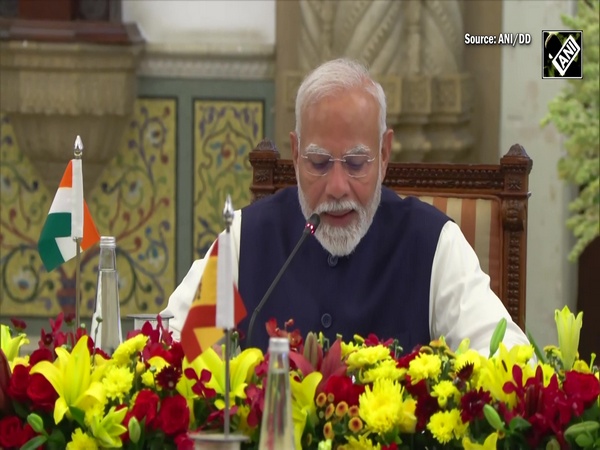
top-left (300, 152), bottom-right (376, 178)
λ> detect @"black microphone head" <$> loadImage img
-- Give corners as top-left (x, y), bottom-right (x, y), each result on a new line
top-left (305, 213), bottom-right (320, 235)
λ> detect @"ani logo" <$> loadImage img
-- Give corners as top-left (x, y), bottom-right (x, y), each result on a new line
top-left (542, 30), bottom-right (583, 79)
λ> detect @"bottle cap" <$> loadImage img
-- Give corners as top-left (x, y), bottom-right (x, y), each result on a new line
top-left (100, 236), bottom-right (116, 247)
top-left (268, 337), bottom-right (290, 353)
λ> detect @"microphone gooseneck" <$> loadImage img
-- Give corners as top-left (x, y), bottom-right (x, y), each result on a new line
top-left (246, 213), bottom-right (320, 347)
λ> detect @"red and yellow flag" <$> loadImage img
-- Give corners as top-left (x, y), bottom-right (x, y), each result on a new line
top-left (181, 233), bottom-right (247, 362)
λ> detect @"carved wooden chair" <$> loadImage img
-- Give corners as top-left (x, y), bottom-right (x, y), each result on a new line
top-left (249, 139), bottom-right (533, 330)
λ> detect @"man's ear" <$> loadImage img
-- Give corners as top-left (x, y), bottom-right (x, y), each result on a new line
top-left (290, 131), bottom-right (299, 168)
top-left (380, 128), bottom-right (393, 177)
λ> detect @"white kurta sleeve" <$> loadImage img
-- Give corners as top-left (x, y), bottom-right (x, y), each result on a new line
top-left (429, 221), bottom-right (530, 355)
top-left (163, 210), bottom-right (242, 341)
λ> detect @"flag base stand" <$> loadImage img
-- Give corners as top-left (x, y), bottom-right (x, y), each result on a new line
top-left (190, 432), bottom-right (249, 450)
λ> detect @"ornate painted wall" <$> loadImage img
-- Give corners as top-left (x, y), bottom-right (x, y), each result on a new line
top-left (0, 94), bottom-right (268, 321)
top-left (193, 100), bottom-right (264, 257)
top-left (0, 98), bottom-right (177, 318)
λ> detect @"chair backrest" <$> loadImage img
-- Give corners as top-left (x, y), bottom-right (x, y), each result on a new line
top-left (249, 140), bottom-right (532, 330)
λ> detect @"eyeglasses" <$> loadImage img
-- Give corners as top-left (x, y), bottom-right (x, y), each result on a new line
top-left (300, 152), bottom-right (376, 178)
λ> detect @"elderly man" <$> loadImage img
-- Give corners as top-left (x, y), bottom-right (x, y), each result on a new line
top-left (164, 58), bottom-right (530, 354)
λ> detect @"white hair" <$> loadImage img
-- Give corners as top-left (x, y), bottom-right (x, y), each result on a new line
top-left (294, 58), bottom-right (387, 143)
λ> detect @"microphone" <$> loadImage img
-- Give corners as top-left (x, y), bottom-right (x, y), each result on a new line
top-left (246, 213), bottom-right (320, 347)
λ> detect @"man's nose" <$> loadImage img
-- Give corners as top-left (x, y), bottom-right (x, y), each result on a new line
top-left (324, 161), bottom-right (350, 199)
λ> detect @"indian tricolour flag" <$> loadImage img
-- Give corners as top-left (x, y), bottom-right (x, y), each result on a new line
top-left (38, 160), bottom-right (100, 272)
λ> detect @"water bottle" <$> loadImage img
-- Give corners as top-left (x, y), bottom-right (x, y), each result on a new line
top-left (258, 337), bottom-right (296, 450)
top-left (91, 236), bottom-right (122, 354)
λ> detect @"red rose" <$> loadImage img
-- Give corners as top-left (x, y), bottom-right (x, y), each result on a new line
top-left (7, 364), bottom-right (30, 403)
top-left (156, 394), bottom-right (189, 436)
top-left (29, 347), bottom-right (54, 366)
top-left (323, 375), bottom-right (365, 406)
top-left (0, 416), bottom-right (33, 448)
top-left (27, 373), bottom-right (58, 412)
top-left (563, 371), bottom-right (600, 411)
top-left (174, 433), bottom-right (195, 450)
top-left (131, 389), bottom-right (160, 427)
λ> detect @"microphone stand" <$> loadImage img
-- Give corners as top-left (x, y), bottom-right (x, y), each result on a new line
top-left (246, 214), bottom-right (320, 347)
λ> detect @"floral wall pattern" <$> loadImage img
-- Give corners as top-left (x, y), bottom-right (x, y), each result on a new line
top-left (193, 100), bottom-right (264, 257)
top-left (0, 98), bottom-right (176, 318)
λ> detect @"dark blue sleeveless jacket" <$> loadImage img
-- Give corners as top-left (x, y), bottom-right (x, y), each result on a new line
top-left (237, 187), bottom-right (450, 353)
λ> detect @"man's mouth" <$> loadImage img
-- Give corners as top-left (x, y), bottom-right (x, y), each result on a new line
top-left (321, 210), bottom-right (355, 225)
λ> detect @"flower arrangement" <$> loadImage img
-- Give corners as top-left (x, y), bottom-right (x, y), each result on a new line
top-left (0, 308), bottom-right (598, 450)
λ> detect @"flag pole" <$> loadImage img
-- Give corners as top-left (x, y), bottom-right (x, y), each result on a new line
top-left (73, 136), bottom-right (84, 330)
top-left (189, 193), bottom-right (248, 448)
top-left (222, 194), bottom-right (234, 438)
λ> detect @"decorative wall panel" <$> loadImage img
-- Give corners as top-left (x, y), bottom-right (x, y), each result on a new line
top-left (193, 100), bottom-right (264, 257)
top-left (0, 98), bottom-right (176, 318)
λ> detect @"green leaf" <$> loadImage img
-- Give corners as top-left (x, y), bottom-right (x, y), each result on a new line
top-left (69, 406), bottom-right (87, 428)
top-left (20, 435), bottom-right (48, 450)
top-left (509, 416), bottom-right (532, 432)
top-left (47, 428), bottom-right (68, 450)
top-left (489, 318), bottom-right (507, 358)
top-left (526, 330), bottom-right (547, 364)
top-left (13, 400), bottom-right (30, 419)
top-left (564, 420), bottom-right (600, 437)
top-left (575, 433), bottom-right (593, 448)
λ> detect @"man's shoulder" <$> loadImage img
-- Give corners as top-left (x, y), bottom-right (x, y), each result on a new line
top-left (243, 186), bottom-right (298, 211)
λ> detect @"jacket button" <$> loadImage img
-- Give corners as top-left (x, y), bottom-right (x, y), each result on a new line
top-left (327, 254), bottom-right (338, 267)
top-left (321, 313), bottom-right (332, 328)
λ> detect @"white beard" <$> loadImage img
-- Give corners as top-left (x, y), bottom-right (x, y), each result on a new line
top-left (297, 168), bottom-right (382, 257)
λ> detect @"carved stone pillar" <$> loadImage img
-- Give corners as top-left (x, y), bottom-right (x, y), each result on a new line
top-left (276, 0), bottom-right (473, 162)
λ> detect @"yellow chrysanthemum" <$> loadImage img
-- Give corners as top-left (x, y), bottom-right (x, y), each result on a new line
top-left (341, 341), bottom-right (360, 358)
top-left (66, 428), bottom-right (98, 450)
top-left (407, 353), bottom-right (442, 383)
top-left (346, 346), bottom-right (391, 370)
top-left (102, 365), bottom-right (134, 402)
top-left (454, 349), bottom-right (483, 378)
top-left (539, 363), bottom-right (559, 386)
top-left (84, 401), bottom-right (107, 429)
top-left (359, 378), bottom-right (416, 435)
top-left (427, 409), bottom-right (464, 444)
top-left (431, 380), bottom-right (460, 409)
top-left (360, 359), bottom-right (403, 383)
top-left (111, 334), bottom-right (148, 366)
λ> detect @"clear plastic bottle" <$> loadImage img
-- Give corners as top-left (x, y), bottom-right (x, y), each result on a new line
top-left (258, 337), bottom-right (296, 450)
top-left (91, 236), bottom-right (122, 354)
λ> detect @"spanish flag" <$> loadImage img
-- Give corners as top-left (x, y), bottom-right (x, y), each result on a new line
top-left (181, 232), bottom-right (247, 362)
top-left (38, 159), bottom-right (100, 272)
